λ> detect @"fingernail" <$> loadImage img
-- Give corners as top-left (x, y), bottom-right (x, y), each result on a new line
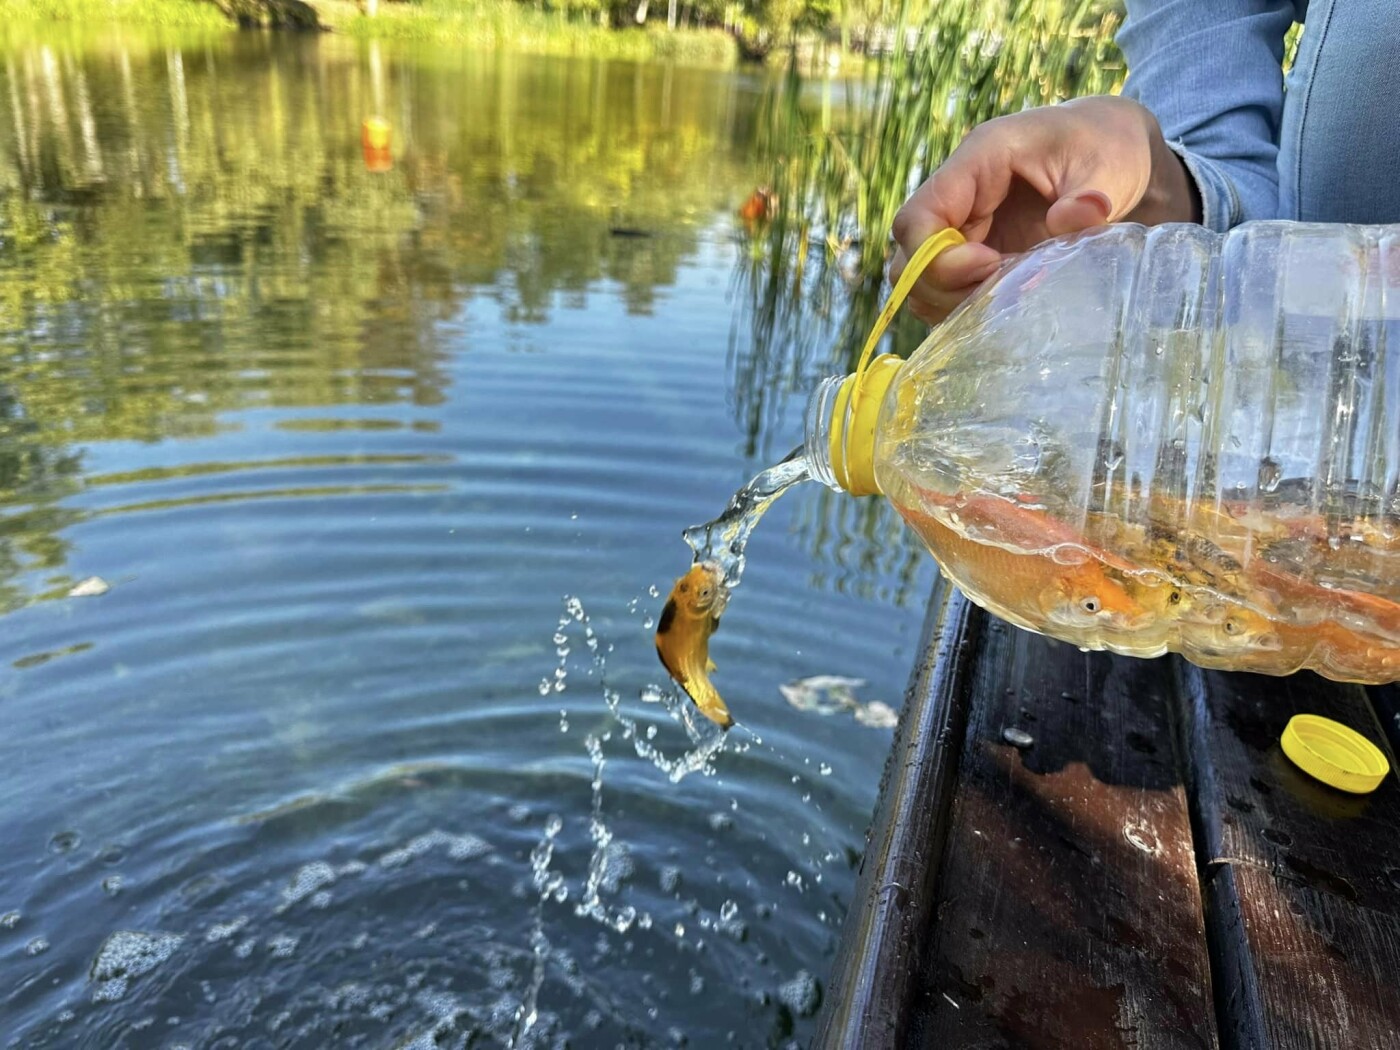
top-left (1072, 190), bottom-right (1113, 218)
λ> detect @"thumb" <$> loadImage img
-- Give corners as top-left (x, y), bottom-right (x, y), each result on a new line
top-left (1044, 188), bottom-right (1113, 237)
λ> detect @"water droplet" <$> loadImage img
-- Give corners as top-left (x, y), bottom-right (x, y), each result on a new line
top-left (648, 585), bottom-right (660, 598)
top-left (719, 900), bottom-right (739, 922)
top-left (642, 616), bottom-right (655, 630)
top-left (1002, 726), bottom-right (1035, 749)
top-left (818, 762), bottom-right (832, 776)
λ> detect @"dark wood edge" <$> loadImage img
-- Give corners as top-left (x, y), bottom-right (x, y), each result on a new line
top-left (812, 577), bottom-right (983, 1049)
top-left (1173, 659), bottom-right (1271, 1050)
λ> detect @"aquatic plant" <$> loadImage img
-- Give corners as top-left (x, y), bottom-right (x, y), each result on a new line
top-left (743, 0), bottom-right (1128, 363)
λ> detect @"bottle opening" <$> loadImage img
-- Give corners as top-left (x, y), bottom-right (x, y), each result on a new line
top-left (803, 354), bottom-right (903, 496)
top-left (804, 375), bottom-right (846, 491)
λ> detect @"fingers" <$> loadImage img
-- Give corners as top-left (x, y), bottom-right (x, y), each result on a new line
top-left (889, 240), bottom-right (1002, 324)
top-left (1045, 189), bottom-right (1113, 237)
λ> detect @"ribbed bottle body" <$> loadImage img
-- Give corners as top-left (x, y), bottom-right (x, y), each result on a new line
top-left (873, 222), bottom-right (1400, 680)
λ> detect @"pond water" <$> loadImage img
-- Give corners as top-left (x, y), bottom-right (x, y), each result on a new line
top-left (0, 29), bottom-right (935, 1048)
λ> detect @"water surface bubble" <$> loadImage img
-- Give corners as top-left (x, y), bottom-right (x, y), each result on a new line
top-left (1, 910), bottom-right (20, 929)
top-left (48, 830), bottom-right (81, 854)
top-left (102, 875), bottom-right (124, 898)
top-left (25, 937), bottom-right (49, 956)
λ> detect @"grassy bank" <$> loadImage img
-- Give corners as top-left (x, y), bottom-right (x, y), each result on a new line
top-left (0, 0), bottom-right (230, 27)
top-left (315, 0), bottom-right (735, 65)
top-left (0, 0), bottom-right (738, 66)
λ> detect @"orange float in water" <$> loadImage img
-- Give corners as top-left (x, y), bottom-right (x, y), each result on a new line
top-left (738, 187), bottom-right (776, 226)
top-left (361, 116), bottom-right (390, 152)
top-left (363, 144), bottom-right (392, 174)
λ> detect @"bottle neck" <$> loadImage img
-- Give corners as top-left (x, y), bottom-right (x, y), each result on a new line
top-left (804, 375), bottom-right (846, 491)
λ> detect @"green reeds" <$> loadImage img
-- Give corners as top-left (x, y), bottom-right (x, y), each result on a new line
top-left (738, 0), bottom-right (1126, 379)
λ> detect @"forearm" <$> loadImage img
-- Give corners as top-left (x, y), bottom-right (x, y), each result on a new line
top-left (1118, 0), bottom-right (1298, 230)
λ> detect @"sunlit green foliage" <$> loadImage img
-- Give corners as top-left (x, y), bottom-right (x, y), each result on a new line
top-left (736, 0), bottom-right (1125, 374)
top-left (0, 0), bottom-right (229, 27)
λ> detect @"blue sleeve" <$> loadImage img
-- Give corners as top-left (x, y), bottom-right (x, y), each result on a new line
top-left (1117, 0), bottom-right (1299, 230)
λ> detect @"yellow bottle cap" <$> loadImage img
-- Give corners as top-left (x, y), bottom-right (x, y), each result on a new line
top-left (829, 353), bottom-right (902, 495)
top-left (1280, 714), bottom-right (1390, 795)
top-left (828, 228), bottom-right (966, 497)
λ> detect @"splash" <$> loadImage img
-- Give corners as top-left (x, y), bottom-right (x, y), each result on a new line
top-left (681, 447), bottom-right (811, 588)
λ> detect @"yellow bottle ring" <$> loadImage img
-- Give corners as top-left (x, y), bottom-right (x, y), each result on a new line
top-left (1280, 714), bottom-right (1390, 795)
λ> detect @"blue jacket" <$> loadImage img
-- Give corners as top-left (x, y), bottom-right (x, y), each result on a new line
top-left (1118, 1), bottom-right (1400, 229)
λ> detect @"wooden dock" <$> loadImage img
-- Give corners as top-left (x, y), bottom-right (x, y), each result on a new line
top-left (814, 576), bottom-right (1400, 1049)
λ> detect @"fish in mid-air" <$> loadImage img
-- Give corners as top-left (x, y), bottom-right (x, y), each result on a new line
top-left (655, 561), bottom-right (734, 729)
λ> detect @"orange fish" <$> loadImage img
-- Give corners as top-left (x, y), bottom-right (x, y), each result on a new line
top-left (655, 561), bottom-right (734, 729)
top-left (899, 492), bottom-right (1148, 635)
top-left (1239, 554), bottom-right (1400, 680)
top-left (1248, 555), bottom-right (1400, 640)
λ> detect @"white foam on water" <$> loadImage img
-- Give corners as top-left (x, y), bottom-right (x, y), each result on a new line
top-left (90, 931), bottom-right (184, 1003)
top-left (778, 969), bottom-right (821, 1018)
top-left (267, 933), bottom-right (299, 959)
top-left (281, 861), bottom-right (337, 907)
top-left (377, 829), bottom-right (492, 869)
top-left (204, 917), bottom-right (249, 943)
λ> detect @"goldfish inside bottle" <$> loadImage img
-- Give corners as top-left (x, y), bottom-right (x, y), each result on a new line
top-left (805, 221), bottom-right (1400, 684)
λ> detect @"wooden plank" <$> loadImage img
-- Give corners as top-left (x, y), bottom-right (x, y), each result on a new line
top-left (811, 576), bottom-right (981, 1050)
top-left (1219, 865), bottom-right (1400, 1049)
top-left (910, 627), bottom-right (1217, 1049)
top-left (1178, 664), bottom-right (1400, 1047)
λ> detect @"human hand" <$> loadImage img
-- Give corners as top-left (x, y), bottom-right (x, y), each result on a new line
top-left (889, 95), bottom-right (1200, 324)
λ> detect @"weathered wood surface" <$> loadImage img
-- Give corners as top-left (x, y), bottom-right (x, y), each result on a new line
top-left (815, 587), bottom-right (1400, 1050)
top-left (812, 577), bottom-right (981, 1049)
top-left (1178, 664), bottom-right (1400, 1048)
top-left (908, 620), bottom-right (1217, 1049)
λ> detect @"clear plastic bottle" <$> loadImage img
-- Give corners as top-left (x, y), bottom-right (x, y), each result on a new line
top-left (806, 221), bottom-right (1400, 683)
